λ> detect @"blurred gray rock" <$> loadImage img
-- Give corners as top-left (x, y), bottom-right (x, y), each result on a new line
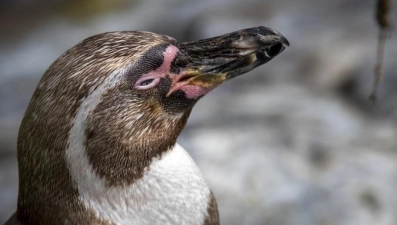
top-left (1, 0), bottom-right (397, 224)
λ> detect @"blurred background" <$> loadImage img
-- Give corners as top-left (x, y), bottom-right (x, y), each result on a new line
top-left (1, 0), bottom-right (397, 224)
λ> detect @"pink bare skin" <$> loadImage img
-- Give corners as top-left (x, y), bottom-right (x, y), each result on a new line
top-left (134, 45), bottom-right (213, 99)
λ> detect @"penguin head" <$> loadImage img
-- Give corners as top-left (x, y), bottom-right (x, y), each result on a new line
top-left (18, 27), bottom-right (288, 188)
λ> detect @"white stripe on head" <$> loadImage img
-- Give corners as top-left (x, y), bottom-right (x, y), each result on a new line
top-left (66, 69), bottom-right (211, 225)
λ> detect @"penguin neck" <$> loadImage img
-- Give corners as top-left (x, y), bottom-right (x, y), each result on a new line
top-left (82, 109), bottom-right (191, 186)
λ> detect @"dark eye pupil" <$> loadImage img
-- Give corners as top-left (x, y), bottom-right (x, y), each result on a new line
top-left (140, 79), bottom-right (154, 86)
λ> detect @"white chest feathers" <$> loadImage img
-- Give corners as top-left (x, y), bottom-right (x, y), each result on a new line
top-left (69, 143), bottom-right (211, 225)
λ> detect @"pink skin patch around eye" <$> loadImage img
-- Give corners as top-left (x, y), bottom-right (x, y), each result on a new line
top-left (135, 45), bottom-right (212, 99)
top-left (134, 45), bottom-right (178, 89)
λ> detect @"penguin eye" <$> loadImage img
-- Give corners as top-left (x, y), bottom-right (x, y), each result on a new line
top-left (135, 76), bottom-right (160, 90)
top-left (140, 79), bottom-right (154, 86)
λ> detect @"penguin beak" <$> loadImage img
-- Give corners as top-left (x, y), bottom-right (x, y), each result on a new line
top-left (168, 26), bottom-right (289, 98)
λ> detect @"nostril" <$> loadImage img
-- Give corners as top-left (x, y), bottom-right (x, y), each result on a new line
top-left (267, 43), bottom-right (284, 57)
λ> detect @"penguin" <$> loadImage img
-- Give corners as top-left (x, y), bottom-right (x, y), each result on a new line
top-left (5, 26), bottom-right (288, 225)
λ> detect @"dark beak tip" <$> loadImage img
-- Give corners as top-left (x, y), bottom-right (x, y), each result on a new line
top-left (257, 26), bottom-right (289, 46)
top-left (282, 37), bottom-right (290, 47)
